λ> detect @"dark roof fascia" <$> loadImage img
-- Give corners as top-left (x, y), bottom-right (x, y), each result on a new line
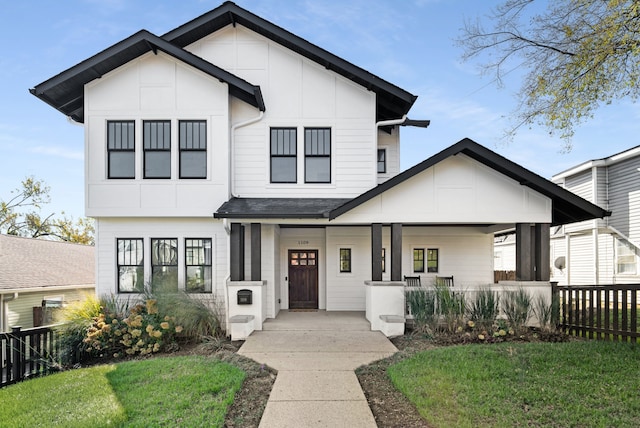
top-left (162, 1), bottom-right (417, 121)
top-left (30, 29), bottom-right (264, 123)
top-left (329, 138), bottom-right (611, 225)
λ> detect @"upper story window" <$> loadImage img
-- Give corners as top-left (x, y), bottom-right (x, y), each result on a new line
top-left (305, 128), bottom-right (331, 183)
top-left (143, 121), bottom-right (171, 179)
top-left (117, 238), bottom-right (144, 293)
top-left (377, 149), bottom-right (386, 173)
top-left (107, 121), bottom-right (135, 179)
top-left (179, 120), bottom-right (207, 179)
top-left (271, 128), bottom-right (297, 183)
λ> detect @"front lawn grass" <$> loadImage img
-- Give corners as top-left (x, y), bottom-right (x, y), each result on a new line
top-left (0, 355), bottom-right (244, 428)
top-left (388, 341), bottom-right (640, 427)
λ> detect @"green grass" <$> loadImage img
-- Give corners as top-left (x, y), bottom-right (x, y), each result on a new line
top-left (388, 341), bottom-right (640, 427)
top-left (0, 356), bottom-right (245, 428)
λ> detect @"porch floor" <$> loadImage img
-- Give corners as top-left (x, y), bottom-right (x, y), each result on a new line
top-left (238, 310), bottom-right (397, 427)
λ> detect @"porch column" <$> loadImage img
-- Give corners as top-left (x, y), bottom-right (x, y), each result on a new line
top-left (371, 223), bottom-right (383, 281)
top-left (515, 223), bottom-right (534, 281)
top-left (391, 223), bottom-right (402, 281)
top-left (230, 223), bottom-right (245, 281)
top-left (534, 223), bottom-right (550, 281)
top-left (251, 223), bottom-right (262, 281)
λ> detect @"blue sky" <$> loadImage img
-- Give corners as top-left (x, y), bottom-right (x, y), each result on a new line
top-left (2, 0), bottom-right (639, 220)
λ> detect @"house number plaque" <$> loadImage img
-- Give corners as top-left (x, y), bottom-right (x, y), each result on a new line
top-left (297, 240), bottom-right (309, 245)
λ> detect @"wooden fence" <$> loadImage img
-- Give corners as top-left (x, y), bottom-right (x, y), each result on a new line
top-left (552, 283), bottom-right (639, 342)
top-left (1, 326), bottom-right (61, 387)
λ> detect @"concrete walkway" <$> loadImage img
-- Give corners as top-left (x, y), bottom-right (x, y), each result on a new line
top-left (238, 311), bottom-right (397, 427)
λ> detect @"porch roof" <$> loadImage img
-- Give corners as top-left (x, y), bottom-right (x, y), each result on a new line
top-left (328, 138), bottom-right (611, 226)
top-left (214, 197), bottom-right (350, 219)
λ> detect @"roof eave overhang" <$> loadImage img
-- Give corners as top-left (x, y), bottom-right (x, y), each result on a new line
top-left (30, 29), bottom-right (264, 123)
top-left (162, 2), bottom-right (417, 121)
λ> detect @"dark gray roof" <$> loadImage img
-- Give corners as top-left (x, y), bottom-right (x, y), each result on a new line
top-left (328, 138), bottom-right (611, 226)
top-left (215, 198), bottom-right (351, 219)
top-left (31, 2), bottom-right (417, 124)
top-left (30, 29), bottom-right (265, 123)
top-left (163, 2), bottom-right (417, 122)
top-left (0, 234), bottom-right (95, 291)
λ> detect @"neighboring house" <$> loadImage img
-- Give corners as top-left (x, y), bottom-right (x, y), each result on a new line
top-left (30, 2), bottom-right (607, 335)
top-left (549, 145), bottom-right (640, 285)
top-left (0, 234), bottom-right (94, 331)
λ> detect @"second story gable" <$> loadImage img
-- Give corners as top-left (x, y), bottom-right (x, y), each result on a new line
top-left (31, 2), bottom-right (421, 218)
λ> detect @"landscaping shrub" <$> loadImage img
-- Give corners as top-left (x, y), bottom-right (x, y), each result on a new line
top-left (152, 291), bottom-right (224, 341)
top-left (435, 283), bottom-right (466, 333)
top-left (502, 287), bottom-right (533, 333)
top-left (467, 287), bottom-right (500, 330)
top-left (54, 293), bottom-right (102, 364)
top-left (406, 288), bottom-right (437, 334)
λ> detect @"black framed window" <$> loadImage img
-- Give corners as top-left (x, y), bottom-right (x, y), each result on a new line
top-left (143, 120), bottom-right (171, 178)
top-left (117, 238), bottom-right (144, 293)
top-left (427, 248), bottom-right (439, 273)
top-left (377, 149), bottom-right (386, 173)
top-left (107, 121), bottom-right (135, 179)
top-left (305, 128), bottom-right (331, 183)
top-left (270, 128), bottom-right (297, 183)
top-left (151, 238), bottom-right (178, 292)
top-left (180, 120), bottom-right (207, 178)
top-left (413, 248), bottom-right (425, 273)
top-left (185, 238), bottom-right (212, 293)
top-left (339, 248), bottom-right (351, 273)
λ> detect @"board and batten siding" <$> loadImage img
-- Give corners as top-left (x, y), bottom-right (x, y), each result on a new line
top-left (188, 25), bottom-right (378, 199)
top-left (84, 52), bottom-right (231, 218)
top-left (94, 218), bottom-right (228, 308)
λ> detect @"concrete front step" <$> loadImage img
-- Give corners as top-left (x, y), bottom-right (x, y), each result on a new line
top-left (261, 310), bottom-right (370, 331)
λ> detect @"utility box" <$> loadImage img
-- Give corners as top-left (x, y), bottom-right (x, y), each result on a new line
top-left (237, 289), bottom-right (252, 305)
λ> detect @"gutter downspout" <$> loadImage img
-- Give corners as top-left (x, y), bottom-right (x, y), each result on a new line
top-left (230, 111), bottom-right (264, 198)
top-left (222, 218), bottom-right (232, 335)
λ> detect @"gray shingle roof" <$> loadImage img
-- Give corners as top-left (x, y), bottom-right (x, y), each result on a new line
top-left (215, 198), bottom-right (351, 219)
top-left (0, 235), bottom-right (94, 291)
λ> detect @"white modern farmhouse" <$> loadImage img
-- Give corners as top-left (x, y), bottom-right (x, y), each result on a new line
top-left (31, 2), bottom-right (608, 337)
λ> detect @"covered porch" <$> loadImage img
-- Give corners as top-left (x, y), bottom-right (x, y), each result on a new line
top-left (217, 139), bottom-right (610, 339)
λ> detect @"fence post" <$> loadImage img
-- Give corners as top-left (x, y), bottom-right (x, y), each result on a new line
top-left (550, 282), bottom-right (559, 327)
top-left (10, 326), bottom-right (22, 383)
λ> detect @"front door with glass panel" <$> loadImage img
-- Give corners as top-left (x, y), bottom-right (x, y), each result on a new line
top-left (288, 250), bottom-right (319, 309)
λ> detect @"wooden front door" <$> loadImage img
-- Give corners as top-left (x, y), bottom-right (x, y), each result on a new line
top-left (288, 250), bottom-right (319, 309)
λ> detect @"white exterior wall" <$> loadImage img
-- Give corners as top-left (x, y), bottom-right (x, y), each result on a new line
top-left (333, 154), bottom-right (552, 224)
top-left (94, 218), bottom-right (227, 303)
top-left (567, 232), bottom-right (596, 285)
top-left (84, 52), bottom-right (231, 217)
top-left (187, 26), bottom-right (378, 199)
top-left (377, 128), bottom-right (400, 184)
